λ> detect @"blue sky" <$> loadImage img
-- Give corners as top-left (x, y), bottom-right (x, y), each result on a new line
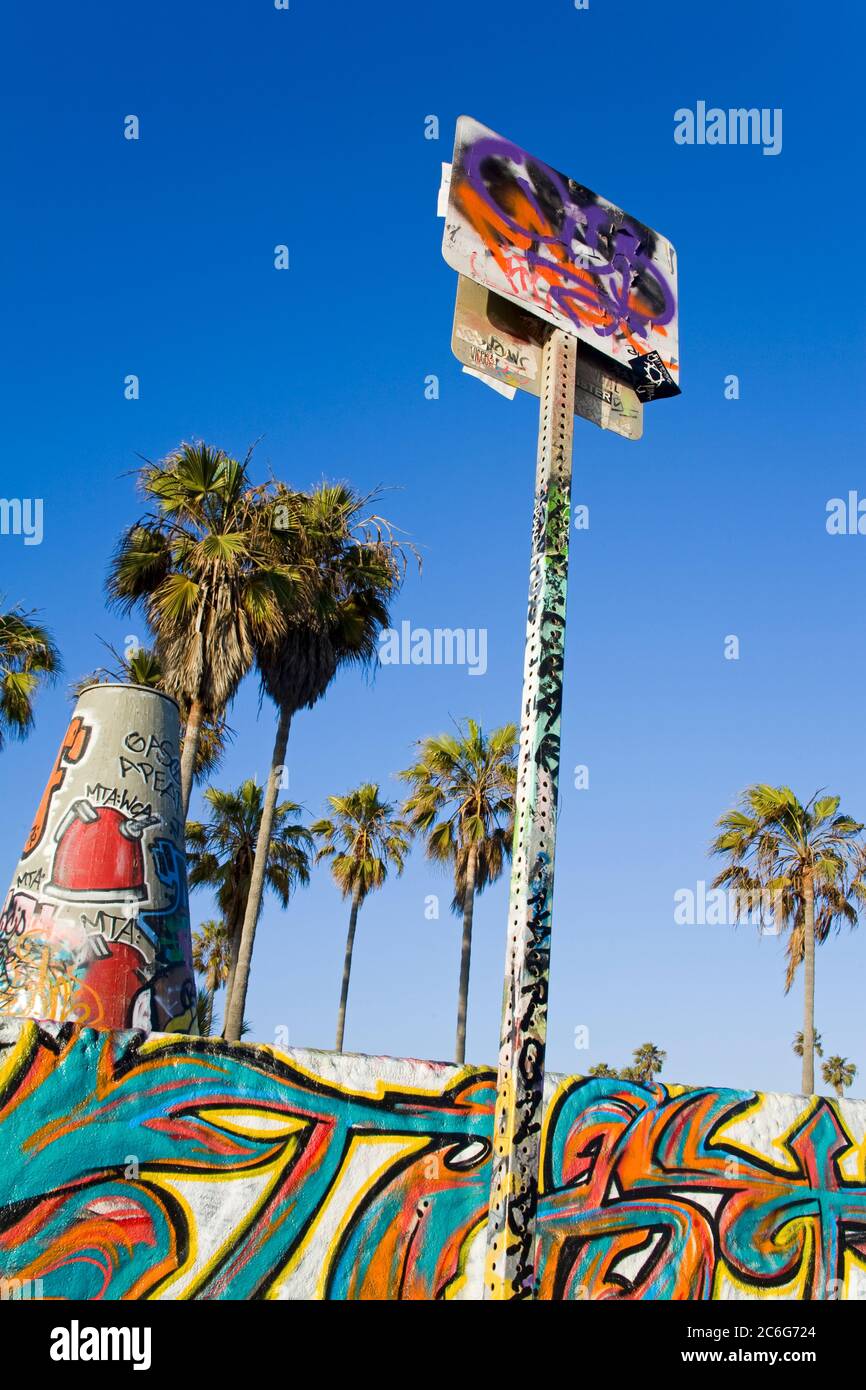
top-left (3, 0), bottom-right (866, 1094)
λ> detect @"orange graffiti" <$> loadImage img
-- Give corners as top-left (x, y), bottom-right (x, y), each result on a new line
top-left (22, 716), bottom-right (90, 859)
top-left (455, 177), bottom-right (678, 375)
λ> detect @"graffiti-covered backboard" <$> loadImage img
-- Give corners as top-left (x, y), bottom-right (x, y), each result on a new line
top-left (442, 117), bottom-right (680, 401)
top-left (452, 276), bottom-right (643, 440)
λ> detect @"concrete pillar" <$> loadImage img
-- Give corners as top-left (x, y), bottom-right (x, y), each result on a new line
top-left (0, 683), bottom-right (197, 1032)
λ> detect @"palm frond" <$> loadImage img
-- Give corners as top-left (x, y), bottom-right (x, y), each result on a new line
top-left (0, 605), bottom-right (61, 750)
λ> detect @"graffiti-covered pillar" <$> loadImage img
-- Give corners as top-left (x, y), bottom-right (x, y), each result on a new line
top-left (0, 683), bottom-right (197, 1033)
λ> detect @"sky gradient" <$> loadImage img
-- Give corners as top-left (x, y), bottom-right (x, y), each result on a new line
top-left (2, 0), bottom-right (865, 1094)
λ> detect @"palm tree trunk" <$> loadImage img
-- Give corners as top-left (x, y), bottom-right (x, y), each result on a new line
top-left (336, 885), bottom-right (363, 1052)
top-left (179, 697), bottom-right (205, 819)
top-left (223, 704), bottom-right (291, 1042)
top-left (455, 845), bottom-right (478, 1065)
top-left (802, 868), bottom-right (816, 1094)
top-left (221, 920), bottom-right (243, 1030)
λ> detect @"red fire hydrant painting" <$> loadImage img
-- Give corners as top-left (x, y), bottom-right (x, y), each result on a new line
top-left (48, 801), bottom-right (159, 901)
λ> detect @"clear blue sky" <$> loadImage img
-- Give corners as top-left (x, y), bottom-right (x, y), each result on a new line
top-left (3, 0), bottom-right (865, 1094)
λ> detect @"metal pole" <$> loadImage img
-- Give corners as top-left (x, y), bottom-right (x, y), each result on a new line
top-left (484, 326), bottom-right (577, 1300)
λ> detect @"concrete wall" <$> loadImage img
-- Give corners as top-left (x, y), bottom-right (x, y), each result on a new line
top-left (0, 1015), bottom-right (863, 1301)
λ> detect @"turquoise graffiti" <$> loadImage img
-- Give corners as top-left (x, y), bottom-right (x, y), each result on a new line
top-left (0, 1022), bottom-right (864, 1300)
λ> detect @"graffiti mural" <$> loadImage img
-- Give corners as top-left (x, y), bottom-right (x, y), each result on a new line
top-left (442, 116), bottom-right (680, 400)
top-left (0, 684), bottom-right (196, 1033)
top-left (0, 1018), bottom-right (863, 1301)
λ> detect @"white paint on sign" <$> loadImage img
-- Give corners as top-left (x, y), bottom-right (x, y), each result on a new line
top-left (461, 366), bottom-right (517, 399)
top-left (436, 162), bottom-right (452, 218)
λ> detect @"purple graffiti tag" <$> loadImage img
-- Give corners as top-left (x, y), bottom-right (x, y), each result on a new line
top-left (460, 134), bottom-right (677, 347)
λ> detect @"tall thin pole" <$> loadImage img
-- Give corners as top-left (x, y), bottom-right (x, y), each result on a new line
top-left (484, 326), bottom-right (577, 1300)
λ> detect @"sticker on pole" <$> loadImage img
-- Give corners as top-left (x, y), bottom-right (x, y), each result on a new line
top-left (452, 276), bottom-right (643, 440)
top-left (442, 116), bottom-right (680, 399)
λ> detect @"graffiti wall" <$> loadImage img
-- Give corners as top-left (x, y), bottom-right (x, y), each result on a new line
top-left (0, 1016), bottom-right (863, 1301)
top-left (0, 684), bottom-right (196, 1033)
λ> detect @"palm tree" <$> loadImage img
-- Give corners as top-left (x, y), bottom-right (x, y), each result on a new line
top-left (187, 779), bottom-right (312, 1024)
top-left (192, 920), bottom-right (232, 1036)
top-left (223, 484), bottom-right (409, 1042)
top-left (587, 1062), bottom-right (618, 1078)
top-left (312, 784), bottom-right (412, 1052)
top-left (107, 442), bottom-right (295, 816)
top-left (0, 606), bottom-right (60, 750)
top-left (192, 919), bottom-right (232, 994)
top-left (711, 786), bottom-right (862, 1094)
top-left (822, 1055), bottom-right (857, 1099)
top-left (628, 1042), bottom-right (666, 1084)
top-left (793, 1029), bottom-right (824, 1060)
top-left (400, 719), bottom-right (517, 1064)
top-left (195, 988), bottom-right (253, 1039)
top-left (75, 643), bottom-right (231, 783)
top-left (195, 986), bottom-right (218, 1037)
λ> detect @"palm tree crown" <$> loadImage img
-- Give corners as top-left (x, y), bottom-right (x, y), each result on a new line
top-left (192, 919), bottom-right (232, 994)
top-left (312, 783), bottom-right (412, 902)
top-left (399, 719), bottom-right (517, 910)
top-left (107, 441), bottom-right (295, 812)
top-left (630, 1043), bottom-right (667, 1083)
top-left (793, 1029), bottom-right (824, 1059)
top-left (822, 1055), bottom-right (857, 1099)
top-left (187, 779), bottom-right (311, 921)
top-left (187, 778), bottom-right (312, 1027)
top-left (0, 606), bottom-right (60, 750)
top-left (260, 485), bottom-right (405, 708)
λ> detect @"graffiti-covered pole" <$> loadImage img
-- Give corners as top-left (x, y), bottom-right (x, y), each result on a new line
top-left (484, 327), bottom-right (577, 1299)
top-left (441, 114), bottom-right (680, 1299)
